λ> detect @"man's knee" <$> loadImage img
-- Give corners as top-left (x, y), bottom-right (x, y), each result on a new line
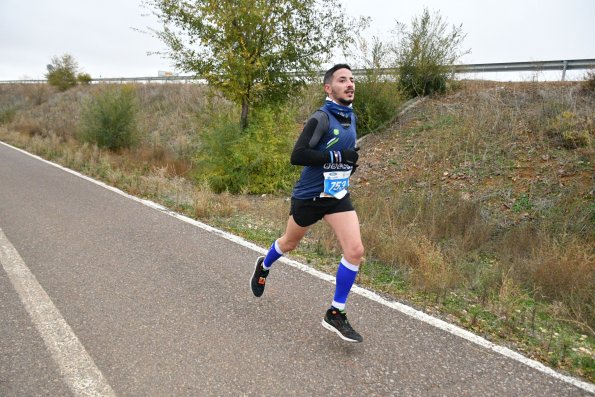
top-left (278, 238), bottom-right (299, 253)
top-left (344, 243), bottom-right (364, 264)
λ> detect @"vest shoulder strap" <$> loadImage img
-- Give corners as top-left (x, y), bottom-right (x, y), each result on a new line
top-left (308, 110), bottom-right (330, 148)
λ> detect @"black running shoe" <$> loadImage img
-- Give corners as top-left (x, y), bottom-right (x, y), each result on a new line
top-left (322, 308), bottom-right (363, 343)
top-left (250, 256), bottom-right (269, 297)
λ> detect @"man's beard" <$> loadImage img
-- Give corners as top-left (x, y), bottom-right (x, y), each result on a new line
top-left (338, 97), bottom-right (353, 106)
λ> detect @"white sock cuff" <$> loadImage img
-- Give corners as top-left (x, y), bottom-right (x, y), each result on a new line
top-left (331, 301), bottom-right (346, 310)
top-left (340, 257), bottom-right (359, 272)
top-left (274, 239), bottom-right (284, 255)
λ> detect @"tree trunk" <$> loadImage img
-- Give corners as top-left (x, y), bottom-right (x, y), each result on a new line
top-left (240, 97), bottom-right (249, 130)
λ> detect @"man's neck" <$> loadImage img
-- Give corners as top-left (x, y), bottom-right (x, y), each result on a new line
top-left (326, 97), bottom-right (352, 108)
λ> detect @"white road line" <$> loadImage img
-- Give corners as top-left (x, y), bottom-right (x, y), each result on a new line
top-left (1, 140), bottom-right (594, 394)
top-left (0, 228), bottom-right (116, 397)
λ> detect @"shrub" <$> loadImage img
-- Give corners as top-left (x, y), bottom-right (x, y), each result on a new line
top-left (528, 238), bottom-right (594, 329)
top-left (392, 8), bottom-right (468, 98)
top-left (349, 36), bottom-right (404, 135)
top-left (46, 54), bottom-right (80, 91)
top-left (354, 72), bottom-right (403, 136)
top-left (547, 111), bottom-right (593, 149)
top-left (195, 105), bottom-right (300, 194)
top-left (194, 110), bottom-right (240, 192)
top-left (0, 106), bottom-right (17, 124)
top-left (79, 85), bottom-right (139, 151)
top-left (413, 237), bottom-right (461, 294)
top-left (77, 73), bottom-right (92, 85)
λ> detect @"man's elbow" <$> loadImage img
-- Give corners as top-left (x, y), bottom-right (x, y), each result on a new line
top-left (290, 151), bottom-right (303, 165)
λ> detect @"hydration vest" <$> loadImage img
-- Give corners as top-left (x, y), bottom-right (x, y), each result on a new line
top-left (292, 106), bottom-right (357, 200)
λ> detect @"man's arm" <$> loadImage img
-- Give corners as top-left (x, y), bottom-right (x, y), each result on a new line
top-left (290, 111), bottom-right (359, 167)
top-left (290, 113), bottom-right (329, 166)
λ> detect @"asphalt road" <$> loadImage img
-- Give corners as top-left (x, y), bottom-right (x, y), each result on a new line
top-left (0, 141), bottom-right (592, 396)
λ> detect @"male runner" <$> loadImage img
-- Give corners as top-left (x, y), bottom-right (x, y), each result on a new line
top-left (250, 64), bottom-right (364, 343)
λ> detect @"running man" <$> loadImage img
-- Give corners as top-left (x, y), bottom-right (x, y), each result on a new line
top-left (250, 64), bottom-right (364, 343)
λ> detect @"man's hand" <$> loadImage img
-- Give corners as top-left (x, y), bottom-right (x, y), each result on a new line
top-left (330, 147), bottom-right (359, 166)
top-left (340, 148), bottom-right (359, 166)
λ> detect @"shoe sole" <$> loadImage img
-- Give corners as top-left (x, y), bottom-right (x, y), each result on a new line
top-left (321, 319), bottom-right (362, 343)
top-left (250, 256), bottom-right (265, 297)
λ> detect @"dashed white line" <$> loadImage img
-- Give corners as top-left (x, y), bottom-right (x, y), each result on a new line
top-left (0, 228), bottom-right (116, 397)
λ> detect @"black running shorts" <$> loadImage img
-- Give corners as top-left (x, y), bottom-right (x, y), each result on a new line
top-left (290, 194), bottom-right (354, 227)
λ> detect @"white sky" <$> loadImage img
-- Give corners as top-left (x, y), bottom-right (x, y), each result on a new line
top-left (1, 0), bottom-right (593, 81)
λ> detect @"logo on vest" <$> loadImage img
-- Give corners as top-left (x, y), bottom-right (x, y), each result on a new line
top-left (323, 163), bottom-right (352, 170)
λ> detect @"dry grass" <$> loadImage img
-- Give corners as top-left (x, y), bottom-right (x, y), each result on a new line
top-left (193, 182), bottom-right (236, 219)
top-left (405, 234), bottom-right (461, 294)
top-left (354, 80), bottom-right (593, 336)
top-left (529, 237), bottom-right (594, 329)
top-left (581, 70), bottom-right (595, 96)
top-left (0, 83), bottom-right (218, 164)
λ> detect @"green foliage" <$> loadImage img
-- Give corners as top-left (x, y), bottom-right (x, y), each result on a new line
top-left (77, 73), bottom-right (92, 85)
top-left (512, 194), bottom-right (533, 213)
top-left (146, 0), bottom-right (361, 129)
top-left (354, 75), bottom-right (403, 136)
top-left (0, 106), bottom-right (17, 124)
top-left (46, 54), bottom-right (80, 91)
top-left (393, 8), bottom-right (469, 98)
top-left (195, 105), bottom-right (299, 194)
top-left (350, 36), bottom-right (404, 135)
top-left (79, 86), bottom-right (139, 151)
top-left (547, 111), bottom-right (593, 149)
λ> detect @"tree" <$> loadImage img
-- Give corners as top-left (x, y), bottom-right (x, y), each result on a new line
top-left (77, 72), bottom-right (92, 85)
top-left (145, 0), bottom-right (358, 129)
top-left (393, 8), bottom-right (469, 98)
top-left (46, 54), bottom-right (80, 91)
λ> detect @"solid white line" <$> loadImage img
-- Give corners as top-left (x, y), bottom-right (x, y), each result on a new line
top-left (1, 140), bottom-right (593, 394)
top-left (0, 228), bottom-right (116, 397)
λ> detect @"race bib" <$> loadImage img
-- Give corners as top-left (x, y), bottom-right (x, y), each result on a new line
top-left (322, 170), bottom-right (351, 199)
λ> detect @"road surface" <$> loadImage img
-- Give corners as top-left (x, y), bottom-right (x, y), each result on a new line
top-left (1, 141), bottom-right (592, 396)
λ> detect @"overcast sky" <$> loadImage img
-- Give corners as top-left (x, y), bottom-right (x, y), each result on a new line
top-left (1, 0), bottom-right (593, 81)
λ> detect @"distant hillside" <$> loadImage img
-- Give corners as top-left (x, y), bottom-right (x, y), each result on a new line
top-left (356, 80), bottom-right (593, 228)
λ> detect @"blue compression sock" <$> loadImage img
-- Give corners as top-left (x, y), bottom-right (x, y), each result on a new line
top-left (331, 257), bottom-right (359, 311)
top-left (262, 240), bottom-right (283, 270)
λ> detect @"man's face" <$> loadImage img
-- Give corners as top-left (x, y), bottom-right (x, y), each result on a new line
top-left (324, 68), bottom-right (355, 106)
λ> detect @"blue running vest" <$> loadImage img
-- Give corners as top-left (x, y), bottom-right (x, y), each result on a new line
top-left (292, 106), bottom-right (357, 200)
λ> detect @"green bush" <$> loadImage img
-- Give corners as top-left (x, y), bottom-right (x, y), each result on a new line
top-left (46, 54), bottom-right (80, 92)
top-left (393, 8), bottom-right (468, 98)
top-left (348, 36), bottom-right (404, 135)
top-left (354, 74), bottom-right (403, 136)
top-left (77, 73), bottom-right (92, 85)
top-left (196, 105), bottom-right (299, 194)
top-left (79, 86), bottom-right (139, 151)
top-left (0, 106), bottom-right (17, 124)
top-left (547, 111), bottom-right (593, 149)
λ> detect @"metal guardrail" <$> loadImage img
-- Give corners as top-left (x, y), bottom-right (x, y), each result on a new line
top-left (0, 76), bottom-right (204, 84)
top-left (452, 59), bottom-right (595, 81)
top-left (1, 59), bottom-right (593, 84)
top-left (453, 59), bottom-right (595, 73)
top-left (354, 59), bottom-right (595, 81)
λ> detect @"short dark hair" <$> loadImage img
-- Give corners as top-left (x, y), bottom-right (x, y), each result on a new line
top-left (323, 64), bottom-right (352, 85)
